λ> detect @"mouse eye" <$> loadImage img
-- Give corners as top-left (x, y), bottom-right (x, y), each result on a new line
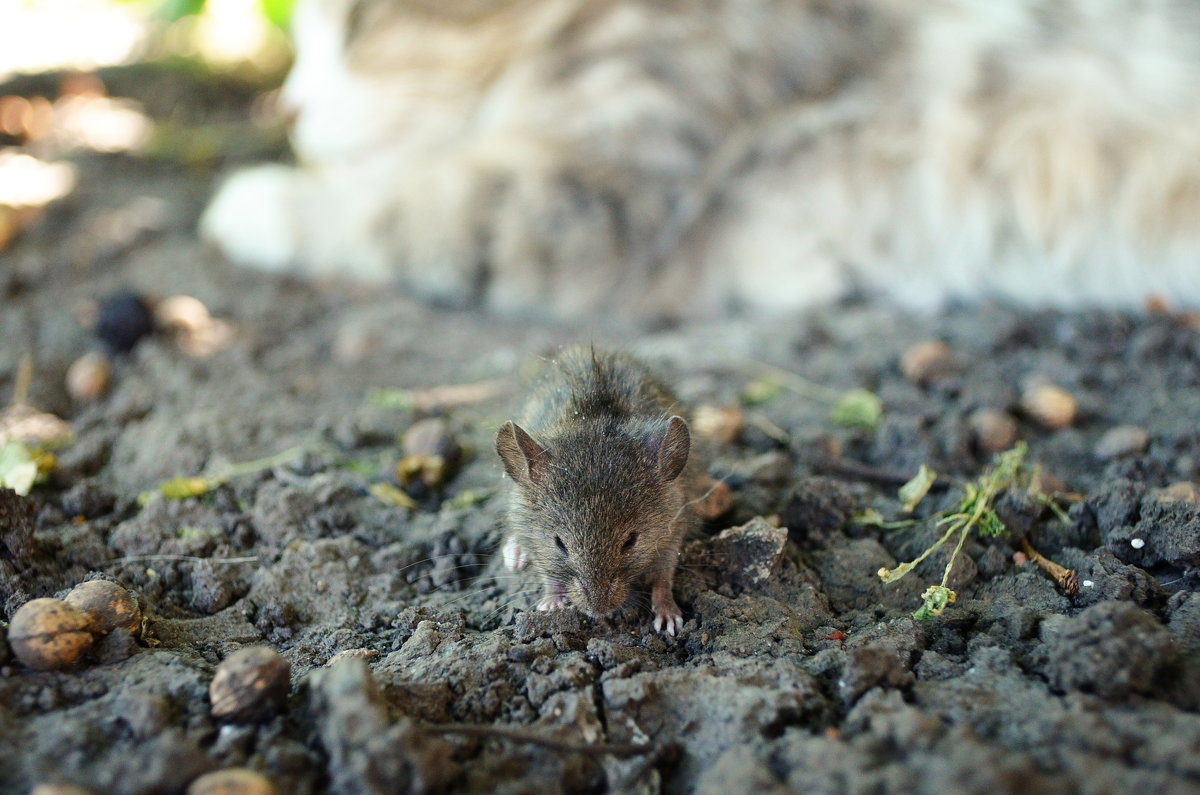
top-left (622, 532), bottom-right (638, 552)
top-left (554, 536), bottom-right (567, 555)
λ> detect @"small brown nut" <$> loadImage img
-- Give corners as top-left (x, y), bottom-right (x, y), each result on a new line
top-left (8, 598), bottom-right (96, 671)
top-left (399, 418), bottom-right (463, 489)
top-left (154, 294), bottom-right (211, 332)
top-left (187, 768), bottom-right (276, 795)
top-left (900, 340), bottom-right (954, 385)
top-left (696, 473), bottom-right (729, 523)
top-left (1021, 383), bottom-right (1077, 430)
top-left (65, 352), bottom-right (111, 403)
top-left (64, 580), bottom-right (141, 636)
top-left (692, 404), bottom-right (745, 444)
top-left (968, 408), bottom-right (1019, 454)
top-left (402, 417), bottom-right (461, 462)
top-left (209, 646), bottom-right (291, 722)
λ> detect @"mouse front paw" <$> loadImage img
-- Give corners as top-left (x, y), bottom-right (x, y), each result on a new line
top-left (536, 593), bottom-right (569, 611)
top-left (501, 536), bottom-right (528, 571)
top-left (652, 597), bottom-right (684, 637)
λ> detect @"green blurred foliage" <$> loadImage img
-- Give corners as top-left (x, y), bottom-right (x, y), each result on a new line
top-left (116, 0), bottom-right (296, 28)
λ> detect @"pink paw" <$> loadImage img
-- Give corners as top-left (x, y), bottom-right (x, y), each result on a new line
top-left (652, 602), bottom-right (684, 637)
top-left (536, 593), bottom-right (569, 611)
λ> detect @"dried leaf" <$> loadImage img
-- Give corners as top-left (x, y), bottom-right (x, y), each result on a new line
top-left (898, 465), bottom-right (937, 513)
top-left (369, 482), bottom-right (417, 510)
top-left (445, 489), bottom-right (491, 510)
top-left (157, 476), bottom-right (217, 500)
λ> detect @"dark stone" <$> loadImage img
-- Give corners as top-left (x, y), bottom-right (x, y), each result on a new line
top-left (94, 289), bottom-right (155, 355)
top-left (1042, 601), bottom-right (1176, 699)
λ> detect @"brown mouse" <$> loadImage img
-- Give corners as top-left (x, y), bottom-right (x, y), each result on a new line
top-left (495, 347), bottom-right (700, 635)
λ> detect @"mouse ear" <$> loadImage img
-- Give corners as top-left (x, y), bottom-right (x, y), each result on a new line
top-left (654, 415), bottom-right (691, 482)
top-left (496, 421), bottom-right (551, 486)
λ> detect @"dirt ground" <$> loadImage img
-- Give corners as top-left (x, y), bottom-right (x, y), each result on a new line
top-left (1, 64), bottom-right (1199, 795)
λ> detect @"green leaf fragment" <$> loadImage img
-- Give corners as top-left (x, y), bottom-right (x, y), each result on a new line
top-left (975, 508), bottom-right (1007, 537)
top-left (898, 464), bottom-right (937, 513)
top-left (0, 441), bottom-right (37, 495)
top-left (741, 377), bottom-right (782, 406)
top-left (830, 389), bottom-right (883, 431)
top-left (912, 585), bottom-right (956, 620)
top-left (368, 389), bottom-right (414, 411)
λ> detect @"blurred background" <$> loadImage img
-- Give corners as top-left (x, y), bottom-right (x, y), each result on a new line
top-left (0, 0), bottom-right (295, 252)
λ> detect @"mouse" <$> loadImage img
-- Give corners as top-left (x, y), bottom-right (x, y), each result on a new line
top-left (495, 347), bottom-right (700, 635)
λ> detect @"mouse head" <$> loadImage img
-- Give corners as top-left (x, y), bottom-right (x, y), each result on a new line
top-left (496, 415), bottom-right (690, 618)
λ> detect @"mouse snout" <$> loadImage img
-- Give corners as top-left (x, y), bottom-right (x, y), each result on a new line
top-left (579, 577), bottom-right (628, 618)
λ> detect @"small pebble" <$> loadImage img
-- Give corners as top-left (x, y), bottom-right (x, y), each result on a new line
top-left (65, 352), bottom-right (111, 403)
top-left (1154, 481), bottom-right (1200, 505)
top-left (968, 408), bottom-right (1019, 454)
top-left (1082, 580), bottom-right (1095, 588)
top-left (1094, 425), bottom-right (1150, 459)
top-left (93, 290), bottom-right (154, 354)
top-left (1021, 383), bottom-right (1077, 430)
top-left (709, 516), bottom-right (787, 590)
top-left (899, 340), bottom-right (953, 385)
top-left (1130, 538), bottom-right (1145, 549)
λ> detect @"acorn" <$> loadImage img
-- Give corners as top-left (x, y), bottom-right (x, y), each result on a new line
top-left (8, 598), bottom-right (96, 671)
top-left (968, 408), bottom-right (1019, 454)
top-left (187, 769), bottom-right (276, 795)
top-left (64, 580), bottom-right (141, 637)
top-left (1021, 383), bottom-right (1077, 430)
top-left (155, 294), bottom-right (234, 358)
top-left (398, 418), bottom-right (463, 490)
top-left (900, 340), bottom-right (953, 385)
top-left (209, 646), bottom-right (291, 723)
top-left (65, 352), bottom-right (111, 403)
top-left (692, 404), bottom-right (745, 444)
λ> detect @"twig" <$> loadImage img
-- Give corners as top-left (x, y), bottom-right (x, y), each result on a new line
top-left (219, 446), bottom-right (308, 479)
top-left (422, 723), bottom-right (659, 758)
top-left (745, 412), bottom-right (791, 444)
top-left (10, 354), bottom-right (32, 406)
top-left (102, 554), bottom-right (260, 566)
top-left (746, 360), bottom-right (842, 402)
top-left (817, 457), bottom-right (951, 491)
top-left (1019, 538), bottom-right (1079, 597)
